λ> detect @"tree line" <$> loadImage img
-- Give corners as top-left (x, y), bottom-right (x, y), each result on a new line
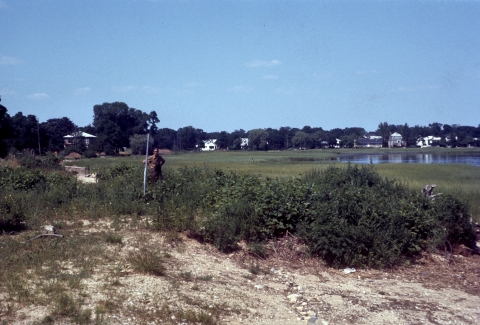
top-left (0, 100), bottom-right (479, 158)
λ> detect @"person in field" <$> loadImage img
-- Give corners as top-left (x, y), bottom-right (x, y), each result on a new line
top-left (143, 148), bottom-right (166, 183)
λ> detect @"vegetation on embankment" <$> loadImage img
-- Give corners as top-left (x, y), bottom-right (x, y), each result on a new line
top-left (1, 154), bottom-right (477, 269)
top-left (63, 148), bottom-right (480, 220)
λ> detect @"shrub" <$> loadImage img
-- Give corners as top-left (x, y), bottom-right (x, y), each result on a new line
top-left (82, 150), bottom-right (97, 158)
top-left (1, 160), bottom-right (474, 270)
top-left (301, 164), bottom-right (475, 268)
top-left (202, 199), bottom-right (258, 252)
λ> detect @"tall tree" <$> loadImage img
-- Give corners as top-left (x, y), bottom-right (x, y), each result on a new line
top-left (376, 122), bottom-right (391, 147)
top-left (228, 129), bottom-right (247, 149)
top-left (40, 117), bottom-right (75, 152)
top-left (265, 128), bottom-right (284, 150)
top-left (216, 131), bottom-right (229, 149)
top-left (0, 102), bottom-right (13, 157)
top-left (292, 131), bottom-right (308, 149)
top-left (8, 112), bottom-right (39, 152)
top-left (248, 129), bottom-right (269, 150)
top-left (429, 122), bottom-right (443, 137)
top-left (177, 126), bottom-right (199, 150)
top-left (154, 128), bottom-right (176, 150)
top-left (92, 102), bottom-right (159, 152)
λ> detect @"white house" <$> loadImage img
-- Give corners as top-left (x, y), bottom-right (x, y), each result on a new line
top-left (416, 136), bottom-right (441, 148)
top-left (63, 132), bottom-right (96, 149)
top-left (388, 132), bottom-right (405, 148)
top-left (201, 139), bottom-right (217, 151)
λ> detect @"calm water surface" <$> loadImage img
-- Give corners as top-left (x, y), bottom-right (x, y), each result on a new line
top-left (337, 153), bottom-right (480, 167)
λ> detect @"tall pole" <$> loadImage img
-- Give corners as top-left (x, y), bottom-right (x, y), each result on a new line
top-left (143, 134), bottom-right (150, 195)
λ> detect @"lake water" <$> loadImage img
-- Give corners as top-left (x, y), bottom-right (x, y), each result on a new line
top-left (337, 152), bottom-right (480, 167)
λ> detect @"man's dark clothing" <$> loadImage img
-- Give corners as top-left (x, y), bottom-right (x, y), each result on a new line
top-left (146, 153), bottom-right (165, 183)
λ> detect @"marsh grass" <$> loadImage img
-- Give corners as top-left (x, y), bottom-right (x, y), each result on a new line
top-left (374, 164), bottom-right (480, 220)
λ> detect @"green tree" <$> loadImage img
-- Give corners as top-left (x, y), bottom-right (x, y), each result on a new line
top-left (93, 102), bottom-right (159, 152)
top-left (292, 131), bottom-right (308, 149)
top-left (228, 129), bottom-right (247, 148)
top-left (376, 122), bottom-right (390, 147)
top-left (7, 112), bottom-right (39, 152)
top-left (248, 129), bottom-right (269, 150)
top-left (40, 117), bottom-right (75, 152)
top-left (177, 126), bottom-right (200, 150)
top-left (0, 102), bottom-right (13, 157)
top-left (429, 122), bottom-right (443, 137)
top-left (129, 134), bottom-right (151, 155)
top-left (154, 128), bottom-right (176, 150)
top-left (216, 131), bottom-right (229, 149)
top-left (396, 123), bottom-right (412, 147)
top-left (265, 128), bottom-right (284, 150)
top-left (310, 129), bottom-right (326, 148)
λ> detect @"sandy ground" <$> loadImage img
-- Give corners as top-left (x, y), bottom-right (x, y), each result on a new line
top-left (5, 223), bottom-right (480, 325)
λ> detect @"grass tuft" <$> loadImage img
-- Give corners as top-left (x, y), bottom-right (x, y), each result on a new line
top-left (127, 248), bottom-right (166, 276)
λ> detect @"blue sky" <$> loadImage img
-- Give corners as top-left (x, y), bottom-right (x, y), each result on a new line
top-left (1, 0), bottom-right (479, 133)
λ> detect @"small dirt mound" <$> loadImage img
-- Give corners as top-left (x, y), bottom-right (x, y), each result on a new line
top-left (66, 152), bottom-right (82, 159)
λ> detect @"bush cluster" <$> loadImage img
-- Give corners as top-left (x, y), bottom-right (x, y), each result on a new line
top-left (0, 161), bottom-right (475, 268)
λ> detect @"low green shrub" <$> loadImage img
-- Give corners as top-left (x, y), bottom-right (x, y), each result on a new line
top-left (82, 150), bottom-right (97, 158)
top-left (202, 199), bottom-right (258, 252)
top-left (301, 164), bottom-right (475, 268)
top-left (0, 161), bottom-right (474, 269)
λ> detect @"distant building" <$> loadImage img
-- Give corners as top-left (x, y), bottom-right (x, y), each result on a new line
top-left (241, 138), bottom-right (249, 149)
top-left (388, 132), bottom-right (405, 148)
top-left (364, 132), bottom-right (382, 140)
top-left (357, 138), bottom-right (383, 148)
top-left (201, 139), bottom-right (217, 151)
top-left (63, 132), bottom-right (96, 149)
top-left (416, 136), bottom-right (441, 148)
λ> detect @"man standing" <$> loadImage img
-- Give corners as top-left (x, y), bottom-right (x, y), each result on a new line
top-left (143, 148), bottom-right (165, 183)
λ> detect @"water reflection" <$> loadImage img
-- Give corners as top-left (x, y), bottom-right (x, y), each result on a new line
top-left (337, 153), bottom-right (480, 167)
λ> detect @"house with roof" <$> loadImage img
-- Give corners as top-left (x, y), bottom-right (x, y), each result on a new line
top-left (201, 139), bottom-right (217, 151)
top-left (364, 132), bottom-right (383, 140)
top-left (63, 132), bottom-right (96, 149)
top-left (356, 133), bottom-right (383, 148)
top-left (240, 138), bottom-right (249, 149)
top-left (356, 138), bottom-right (383, 148)
top-left (416, 136), bottom-right (442, 148)
top-left (388, 132), bottom-right (405, 148)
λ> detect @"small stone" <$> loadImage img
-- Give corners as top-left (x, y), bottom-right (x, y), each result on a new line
top-left (287, 293), bottom-right (301, 303)
top-left (308, 317), bottom-right (318, 324)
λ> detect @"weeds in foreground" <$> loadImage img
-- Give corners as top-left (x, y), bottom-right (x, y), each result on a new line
top-left (127, 247), bottom-right (166, 276)
top-left (196, 274), bottom-right (213, 281)
top-left (104, 232), bottom-right (123, 244)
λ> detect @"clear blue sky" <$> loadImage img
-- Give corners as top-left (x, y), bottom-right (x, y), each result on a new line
top-left (1, 0), bottom-right (479, 133)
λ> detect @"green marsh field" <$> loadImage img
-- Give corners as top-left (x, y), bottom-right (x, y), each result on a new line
top-left (65, 148), bottom-right (480, 221)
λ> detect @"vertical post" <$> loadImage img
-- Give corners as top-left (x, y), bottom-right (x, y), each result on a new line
top-left (143, 134), bottom-right (150, 195)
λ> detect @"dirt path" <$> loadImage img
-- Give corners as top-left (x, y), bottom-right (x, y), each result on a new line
top-left (7, 226), bottom-right (480, 325)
